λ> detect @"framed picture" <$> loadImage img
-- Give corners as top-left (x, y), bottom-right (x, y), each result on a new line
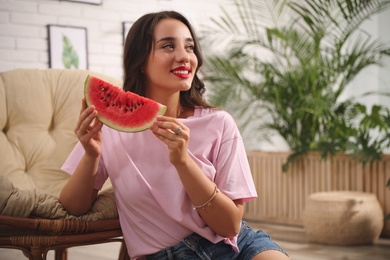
top-left (62, 0), bottom-right (102, 5)
top-left (122, 21), bottom-right (133, 45)
top-left (47, 25), bottom-right (88, 69)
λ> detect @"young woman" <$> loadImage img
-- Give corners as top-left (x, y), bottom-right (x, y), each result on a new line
top-left (59, 11), bottom-right (289, 260)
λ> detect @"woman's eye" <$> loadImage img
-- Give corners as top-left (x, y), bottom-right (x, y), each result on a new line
top-left (187, 45), bottom-right (195, 51)
top-left (162, 43), bottom-right (174, 49)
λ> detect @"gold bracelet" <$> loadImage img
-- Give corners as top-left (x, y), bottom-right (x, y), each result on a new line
top-left (193, 184), bottom-right (219, 210)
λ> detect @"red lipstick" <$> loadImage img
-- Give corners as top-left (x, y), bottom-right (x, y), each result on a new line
top-left (171, 66), bottom-right (191, 79)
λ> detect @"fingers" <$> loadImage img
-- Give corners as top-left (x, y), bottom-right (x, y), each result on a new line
top-left (76, 99), bottom-right (88, 132)
top-left (75, 99), bottom-right (102, 139)
top-left (151, 116), bottom-right (190, 165)
top-left (80, 98), bottom-right (87, 114)
top-left (81, 116), bottom-right (103, 142)
top-left (151, 116), bottom-right (188, 141)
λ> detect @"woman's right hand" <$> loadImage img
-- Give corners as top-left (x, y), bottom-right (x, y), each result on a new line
top-left (74, 98), bottom-right (103, 158)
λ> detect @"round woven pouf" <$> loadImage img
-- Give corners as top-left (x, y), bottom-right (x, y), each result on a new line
top-left (302, 191), bottom-right (383, 245)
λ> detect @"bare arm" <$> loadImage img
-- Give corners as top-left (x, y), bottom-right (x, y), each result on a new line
top-left (59, 154), bottom-right (100, 216)
top-left (59, 99), bottom-right (103, 216)
top-left (175, 158), bottom-right (243, 238)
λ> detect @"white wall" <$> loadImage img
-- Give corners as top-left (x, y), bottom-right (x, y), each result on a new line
top-left (378, 10), bottom-right (390, 106)
top-left (0, 0), bottom-right (226, 79)
top-left (1, 0), bottom-right (389, 151)
top-left (344, 9), bottom-right (390, 110)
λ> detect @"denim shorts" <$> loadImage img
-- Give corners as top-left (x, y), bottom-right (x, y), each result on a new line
top-left (145, 221), bottom-right (288, 260)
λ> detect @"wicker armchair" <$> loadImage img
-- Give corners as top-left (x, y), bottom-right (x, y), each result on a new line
top-left (0, 69), bottom-right (129, 260)
top-left (0, 215), bottom-right (127, 260)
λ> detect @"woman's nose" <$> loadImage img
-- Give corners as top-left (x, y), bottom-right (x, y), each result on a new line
top-left (175, 48), bottom-right (190, 64)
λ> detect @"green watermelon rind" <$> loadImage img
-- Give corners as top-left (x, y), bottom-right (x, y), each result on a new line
top-left (84, 75), bottom-right (167, 133)
top-left (96, 103), bottom-right (167, 133)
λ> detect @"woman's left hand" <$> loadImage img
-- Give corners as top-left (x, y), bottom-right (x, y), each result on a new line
top-left (150, 116), bottom-right (190, 165)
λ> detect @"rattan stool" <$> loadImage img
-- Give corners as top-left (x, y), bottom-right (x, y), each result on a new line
top-left (302, 191), bottom-right (383, 245)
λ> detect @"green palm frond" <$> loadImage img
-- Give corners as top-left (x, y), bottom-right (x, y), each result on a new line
top-left (201, 0), bottom-right (390, 170)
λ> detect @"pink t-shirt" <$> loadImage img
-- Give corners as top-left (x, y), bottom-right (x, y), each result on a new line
top-left (62, 107), bottom-right (257, 259)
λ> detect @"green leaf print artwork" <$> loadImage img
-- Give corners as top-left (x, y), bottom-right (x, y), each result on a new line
top-left (62, 34), bottom-right (79, 69)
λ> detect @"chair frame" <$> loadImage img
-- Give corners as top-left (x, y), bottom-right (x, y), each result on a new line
top-left (0, 215), bottom-right (129, 260)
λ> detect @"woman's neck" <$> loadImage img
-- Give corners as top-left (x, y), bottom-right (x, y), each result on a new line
top-left (145, 89), bottom-right (193, 118)
top-left (165, 102), bottom-right (184, 118)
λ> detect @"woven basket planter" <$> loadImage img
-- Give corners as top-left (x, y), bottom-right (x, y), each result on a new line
top-left (302, 191), bottom-right (383, 245)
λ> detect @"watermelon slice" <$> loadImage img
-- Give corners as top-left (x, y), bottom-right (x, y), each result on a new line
top-left (84, 75), bottom-right (166, 132)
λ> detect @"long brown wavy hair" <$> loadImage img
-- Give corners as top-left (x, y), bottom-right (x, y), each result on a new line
top-left (123, 11), bottom-right (212, 108)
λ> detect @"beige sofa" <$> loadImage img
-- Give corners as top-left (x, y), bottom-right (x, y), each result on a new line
top-left (0, 69), bottom-right (128, 259)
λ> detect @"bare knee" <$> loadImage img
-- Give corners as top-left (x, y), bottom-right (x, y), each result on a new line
top-left (252, 249), bottom-right (290, 260)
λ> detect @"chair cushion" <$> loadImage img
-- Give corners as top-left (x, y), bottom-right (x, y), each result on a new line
top-left (0, 175), bottom-right (118, 220)
top-left (0, 69), bottom-right (122, 197)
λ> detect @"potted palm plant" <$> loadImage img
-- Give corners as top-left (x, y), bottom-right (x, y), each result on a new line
top-left (200, 0), bottom-right (390, 238)
top-left (201, 0), bottom-right (390, 170)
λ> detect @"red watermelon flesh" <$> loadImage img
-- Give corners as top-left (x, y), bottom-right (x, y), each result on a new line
top-left (84, 75), bottom-right (166, 132)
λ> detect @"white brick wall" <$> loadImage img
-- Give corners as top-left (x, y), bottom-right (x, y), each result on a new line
top-left (0, 0), bottom-right (389, 151)
top-left (0, 0), bottom-right (227, 79)
top-left (1, 0), bottom-right (388, 85)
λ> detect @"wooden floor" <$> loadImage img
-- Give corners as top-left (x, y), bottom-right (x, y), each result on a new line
top-left (1, 222), bottom-right (390, 260)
